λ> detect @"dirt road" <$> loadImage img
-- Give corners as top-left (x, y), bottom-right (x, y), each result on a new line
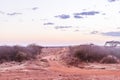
top-left (0, 47), bottom-right (120, 80)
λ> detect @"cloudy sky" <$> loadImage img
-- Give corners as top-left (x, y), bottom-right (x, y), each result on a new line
top-left (0, 0), bottom-right (120, 46)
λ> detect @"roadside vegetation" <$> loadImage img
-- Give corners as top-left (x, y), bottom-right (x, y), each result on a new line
top-left (0, 44), bottom-right (43, 63)
top-left (61, 44), bottom-right (120, 66)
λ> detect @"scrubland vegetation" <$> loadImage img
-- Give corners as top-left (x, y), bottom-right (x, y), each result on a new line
top-left (0, 44), bottom-right (42, 63)
top-left (0, 44), bottom-right (120, 66)
top-left (61, 44), bottom-right (120, 66)
top-left (1, 44), bottom-right (120, 80)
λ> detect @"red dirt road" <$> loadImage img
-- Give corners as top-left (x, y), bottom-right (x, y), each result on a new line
top-left (1, 60), bottom-right (120, 80)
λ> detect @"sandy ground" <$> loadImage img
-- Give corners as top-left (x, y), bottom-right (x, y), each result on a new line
top-left (0, 47), bottom-right (120, 80)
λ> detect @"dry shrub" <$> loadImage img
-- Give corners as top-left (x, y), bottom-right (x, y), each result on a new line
top-left (0, 46), bottom-right (16, 63)
top-left (26, 44), bottom-right (43, 55)
top-left (0, 44), bottom-right (43, 63)
top-left (100, 55), bottom-right (119, 64)
top-left (13, 44), bottom-right (43, 61)
top-left (15, 51), bottom-right (30, 62)
top-left (61, 44), bottom-right (120, 66)
top-left (69, 45), bottom-right (108, 63)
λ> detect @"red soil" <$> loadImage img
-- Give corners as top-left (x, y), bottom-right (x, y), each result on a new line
top-left (0, 47), bottom-right (120, 80)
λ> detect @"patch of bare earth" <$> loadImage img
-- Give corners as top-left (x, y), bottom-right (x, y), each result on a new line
top-left (0, 47), bottom-right (120, 80)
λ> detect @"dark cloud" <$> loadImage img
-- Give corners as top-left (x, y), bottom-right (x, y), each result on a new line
top-left (55, 26), bottom-right (72, 29)
top-left (74, 11), bottom-right (100, 16)
top-left (74, 13), bottom-right (81, 15)
top-left (102, 31), bottom-right (120, 37)
top-left (108, 0), bottom-right (116, 2)
top-left (32, 7), bottom-right (39, 10)
top-left (7, 12), bottom-right (22, 16)
top-left (74, 15), bottom-right (83, 19)
top-left (90, 31), bottom-right (99, 34)
top-left (43, 22), bottom-right (54, 25)
top-left (80, 11), bottom-right (99, 15)
top-left (55, 14), bottom-right (70, 19)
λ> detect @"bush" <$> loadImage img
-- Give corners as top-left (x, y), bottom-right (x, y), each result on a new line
top-left (15, 51), bottom-right (30, 62)
top-left (61, 44), bottom-right (120, 66)
top-left (100, 55), bottom-right (119, 64)
top-left (26, 44), bottom-right (43, 56)
top-left (0, 46), bottom-right (16, 63)
top-left (0, 44), bottom-right (43, 63)
top-left (69, 45), bottom-right (108, 63)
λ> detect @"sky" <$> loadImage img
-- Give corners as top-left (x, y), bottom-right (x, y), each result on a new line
top-left (0, 0), bottom-right (120, 46)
